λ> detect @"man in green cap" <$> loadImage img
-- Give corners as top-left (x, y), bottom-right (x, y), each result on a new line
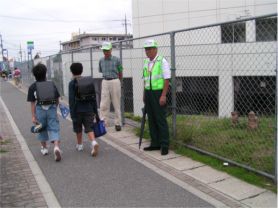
top-left (99, 41), bottom-right (123, 131)
top-left (142, 39), bottom-right (170, 155)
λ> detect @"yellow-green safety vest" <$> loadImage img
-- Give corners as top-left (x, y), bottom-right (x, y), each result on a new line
top-left (143, 56), bottom-right (164, 90)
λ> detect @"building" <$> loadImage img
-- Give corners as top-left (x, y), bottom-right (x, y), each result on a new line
top-left (131, 0), bottom-right (277, 117)
top-left (132, 0), bottom-right (276, 37)
top-left (61, 33), bottom-right (133, 51)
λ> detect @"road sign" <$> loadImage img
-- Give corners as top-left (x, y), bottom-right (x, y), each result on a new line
top-left (27, 41), bottom-right (34, 50)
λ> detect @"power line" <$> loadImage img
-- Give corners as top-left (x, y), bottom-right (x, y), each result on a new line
top-left (133, 2), bottom-right (277, 19)
top-left (0, 14), bottom-right (131, 24)
top-left (7, 31), bottom-right (72, 38)
top-left (135, 10), bottom-right (244, 26)
top-left (6, 24), bottom-right (132, 39)
top-left (135, 7), bottom-right (276, 27)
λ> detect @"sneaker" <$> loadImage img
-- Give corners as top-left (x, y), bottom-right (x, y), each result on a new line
top-left (40, 146), bottom-right (48, 155)
top-left (75, 144), bottom-right (84, 151)
top-left (54, 147), bottom-right (62, 162)
top-left (91, 142), bottom-right (99, 157)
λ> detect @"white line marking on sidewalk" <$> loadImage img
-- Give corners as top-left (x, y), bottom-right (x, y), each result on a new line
top-left (0, 96), bottom-right (61, 208)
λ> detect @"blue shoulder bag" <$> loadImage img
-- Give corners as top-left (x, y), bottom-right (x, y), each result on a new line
top-left (92, 113), bottom-right (106, 138)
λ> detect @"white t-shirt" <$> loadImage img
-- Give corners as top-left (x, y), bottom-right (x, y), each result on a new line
top-left (146, 55), bottom-right (171, 79)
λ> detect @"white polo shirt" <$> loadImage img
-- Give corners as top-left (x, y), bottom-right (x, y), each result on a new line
top-left (146, 54), bottom-right (171, 79)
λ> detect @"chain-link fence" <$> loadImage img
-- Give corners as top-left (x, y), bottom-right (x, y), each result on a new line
top-left (172, 14), bottom-right (277, 182)
top-left (18, 13), bottom-right (277, 182)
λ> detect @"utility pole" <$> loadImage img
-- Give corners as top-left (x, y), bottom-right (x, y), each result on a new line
top-left (59, 41), bottom-right (62, 52)
top-left (124, 14), bottom-right (127, 39)
top-left (122, 14), bottom-right (131, 48)
top-left (19, 44), bottom-right (22, 62)
top-left (0, 34), bottom-right (4, 61)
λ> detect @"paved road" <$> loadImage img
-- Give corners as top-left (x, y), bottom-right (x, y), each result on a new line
top-left (1, 81), bottom-right (213, 207)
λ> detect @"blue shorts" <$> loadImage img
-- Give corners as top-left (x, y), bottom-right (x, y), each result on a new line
top-left (36, 104), bottom-right (60, 142)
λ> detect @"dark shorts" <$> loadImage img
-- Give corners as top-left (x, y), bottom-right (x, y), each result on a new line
top-left (73, 112), bottom-right (95, 133)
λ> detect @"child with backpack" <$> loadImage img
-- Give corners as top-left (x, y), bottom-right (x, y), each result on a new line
top-left (27, 63), bottom-right (62, 161)
top-left (68, 62), bottom-right (99, 156)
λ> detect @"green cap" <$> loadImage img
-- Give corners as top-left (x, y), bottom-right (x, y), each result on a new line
top-left (101, 42), bottom-right (112, 50)
top-left (144, 39), bottom-right (158, 48)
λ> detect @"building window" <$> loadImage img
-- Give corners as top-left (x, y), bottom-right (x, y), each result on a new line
top-left (176, 77), bottom-right (218, 115)
top-left (256, 17), bottom-right (277, 42)
top-left (234, 76), bottom-right (275, 115)
top-left (221, 23), bottom-right (246, 43)
top-left (113, 37), bottom-right (117, 41)
top-left (102, 37), bottom-right (106, 41)
top-left (122, 78), bottom-right (134, 112)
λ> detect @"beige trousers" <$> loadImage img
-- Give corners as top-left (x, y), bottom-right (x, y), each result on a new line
top-left (100, 79), bottom-right (122, 126)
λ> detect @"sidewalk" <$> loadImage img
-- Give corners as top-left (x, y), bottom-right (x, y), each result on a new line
top-left (1, 81), bottom-right (277, 207)
top-left (0, 98), bottom-right (48, 207)
top-left (104, 126), bottom-right (277, 207)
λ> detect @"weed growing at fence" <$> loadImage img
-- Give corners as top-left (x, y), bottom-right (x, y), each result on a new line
top-left (125, 112), bottom-right (142, 122)
top-left (174, 115), bottom-right (275, 174)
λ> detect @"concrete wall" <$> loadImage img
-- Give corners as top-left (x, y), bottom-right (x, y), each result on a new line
top-left (132, 0), bottom-right (277, 38)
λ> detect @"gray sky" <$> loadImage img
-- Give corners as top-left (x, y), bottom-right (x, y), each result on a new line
top-left (0, 0), bottom-right (132, 59)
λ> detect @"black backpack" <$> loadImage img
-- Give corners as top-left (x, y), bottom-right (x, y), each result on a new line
top-left (36, 81), bottom-right (58, 105)
top-left (75, 76), bottom-right (96, 101)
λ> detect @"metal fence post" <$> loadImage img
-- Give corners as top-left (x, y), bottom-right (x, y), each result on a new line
top-left (58, 53), bottom-right (64, 96)
top-left (71, 51), bottom-right (74, 64)
top-left (48, 56), bottom-right (51, 80)
top-left (170, 32), bottom-right (177, 139)
top-left (275, 40), bottom-right (278, 184)
top-left (119, 42), bottom-right (125, 125)
top-left (90, 47), bottom-right (93, 77)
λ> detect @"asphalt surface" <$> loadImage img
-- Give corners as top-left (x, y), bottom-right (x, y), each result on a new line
top-left (1, 81), bottom-right (213, 207)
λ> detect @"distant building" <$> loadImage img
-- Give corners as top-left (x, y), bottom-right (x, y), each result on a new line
top-left (61, 33), bottom-right (133, 51)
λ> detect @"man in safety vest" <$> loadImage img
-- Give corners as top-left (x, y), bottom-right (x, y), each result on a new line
top-left (143, 39), bottom-right (170, 155)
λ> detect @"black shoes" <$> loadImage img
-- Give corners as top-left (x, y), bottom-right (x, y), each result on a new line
top-left (115, 125), bottom-right (121, 131)
top-left (143, 146), bottom-right (169, 155)
top-left (161, 147), bottom-right (169, 155)
top-left (143, 146), bottom-right (160, 151)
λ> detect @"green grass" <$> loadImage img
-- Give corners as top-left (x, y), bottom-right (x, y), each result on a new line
top-left (172, 115), bottom-right (275, 174)
top-left (0, 139), bottom-right (10, 153)
top-left (0, 149), bottom-right (8, 153)
top-left (125, 112), bottom-right (142, 123)
top-left (128, 114), bottom-right (277, 192)
top-left (0, 140), bottom-right (10, 145)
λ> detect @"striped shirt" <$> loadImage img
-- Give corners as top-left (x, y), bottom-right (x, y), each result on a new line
top-left (99, 55), bottom-right (123, 79)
